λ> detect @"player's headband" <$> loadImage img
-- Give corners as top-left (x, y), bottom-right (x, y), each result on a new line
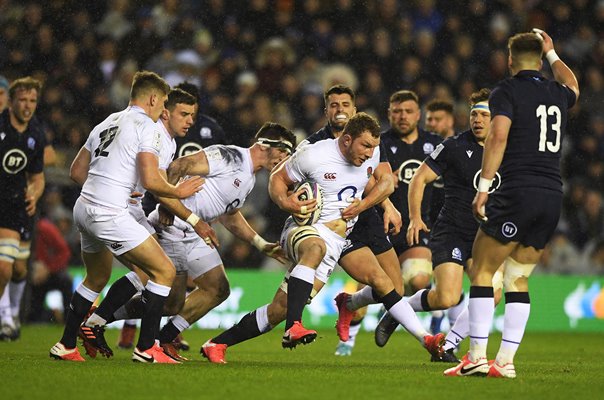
top-left (257, 138), bottom-right (294, 155)
top-left (470, 101), bottom-right (490, 113)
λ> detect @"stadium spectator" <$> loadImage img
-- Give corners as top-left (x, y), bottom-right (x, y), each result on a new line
top-left (28, 216), bottom-right (72, 324)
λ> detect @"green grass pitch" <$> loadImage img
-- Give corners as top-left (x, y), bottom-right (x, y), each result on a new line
top-left (1, 326), bottom-right (602, 400)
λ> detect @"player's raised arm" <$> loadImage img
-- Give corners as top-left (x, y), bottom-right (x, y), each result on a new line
top-left (537, 30), bottom-right (579, 100)
top-left (166, 149), bottom-right (210, 184)
top-left (138, 152), bottom-right (203, 199)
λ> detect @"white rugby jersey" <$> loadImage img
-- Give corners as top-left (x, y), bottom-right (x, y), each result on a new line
top-left (169, 145), bottom-right (255, 232)
top-left (80, 106), bottom-right (161, 209)
top-left (285, 138), bottom-right (380, 234)
top-left (132, 120), bottom-right (176, 196)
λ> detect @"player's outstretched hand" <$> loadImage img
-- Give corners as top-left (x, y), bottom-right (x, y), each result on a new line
top-left (25, 194), bottom-right (36, 217)
top-left (158, 205), bottom-right (175, 226)
top-left (175, 175), bottom-right (205, 199)
top-left (383, 205), bottom-right (402, 235)
top-left (472, 191), bottom-right (489, 222)
top-left (341, 197), bottom-right (364, 221)
top-left (406, 217), bottom-right (429, 246)
top-left (262, 242), bottom-right (288, 264)
top-left (193, 220), bottom-right (219, 248)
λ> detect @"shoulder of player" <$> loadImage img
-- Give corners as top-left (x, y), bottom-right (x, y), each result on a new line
top-left (305, 128), bottom-right (332, 145)
top-left (418, 128), bottom-right (443, 144)
top-left (198, 113), bottom-right (221, 127)
top-left (204, 144), bottom-right (246, 163)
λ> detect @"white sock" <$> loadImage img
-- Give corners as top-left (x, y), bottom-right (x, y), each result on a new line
top-left (388, 298), bottom-right (428, 341)
top-left (290, 264), bottom-right (315, 284)
top-left (468, 287), bottom-right (494, 361)
top-left (443, 307), bottom-right (469, 351)
top-left (76, 283), bottom-right (100, 302)
top-left (255, 304), bottom-right (272, 333)
top-left (125, 271), bottom-right (145, 292)
top-left (407, 289), bottom-right (428, 312)
top-left (496, 296), bottom-right (530, 365)
top-left (146, 280), bottom-right (171, 297)
top-left (348, 286), bottom-right (377, 311)
top-left (0, 289), bottom-right (14, 328)
top-left (171, 314), bottom-right (190, 332)
top-left (9, 280), bottom-right (25, 319)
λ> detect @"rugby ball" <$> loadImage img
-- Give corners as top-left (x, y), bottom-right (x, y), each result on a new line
top-left (293, 181), bottom-right (323, 226)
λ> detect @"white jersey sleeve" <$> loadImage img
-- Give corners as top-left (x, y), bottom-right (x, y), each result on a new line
top-left (80, 106), bottom-right (162, 209)
top-left (176, 145), bottom-right (256, 224)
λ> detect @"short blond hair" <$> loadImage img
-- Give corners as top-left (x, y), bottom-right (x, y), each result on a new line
top-left (9, 76), bottom-right (42, 99)
top-left (130, 71), bottom-right (170, 100)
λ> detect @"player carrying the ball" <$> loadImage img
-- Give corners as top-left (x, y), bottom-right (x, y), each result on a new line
top-left (201, 112), bottom-right (444, 363)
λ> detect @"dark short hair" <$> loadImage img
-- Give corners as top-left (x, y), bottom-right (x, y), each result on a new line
top-left (175, 81), bottom-right (200, 102)
top-left (324, 84), bottom-right (355, 105)
top-left (508, 33), bottom-right (543, 61)
top-left (470, 88), bottom-right (491, 106)
top-left (343, 112), bottom-right (381, 139)
top-left (130, 70), bottom-right (170, 100)
top-left (9, 76), bottom-right (42, 99)
top-left (255, 122), bottom-right (297, 152)
top-left (165, 88), bottom-right (197, 111)
top-left (389, 90), bottom-right (419, 105)
top-left (426, 99), bottom-right (453, 115)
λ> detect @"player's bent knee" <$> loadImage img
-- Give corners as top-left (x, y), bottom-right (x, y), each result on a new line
top-left (366, 271), bottom-right (392, 293)
top-left (214, 279), bottom-right (231, 304)
top-left (437, 291), bottom-right (462, 309)
top-left (502, 257), bottom-right (536, 292)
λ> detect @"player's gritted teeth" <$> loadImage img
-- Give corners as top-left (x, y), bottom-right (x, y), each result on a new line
top-left (335, 113), bottom-right (348, 121)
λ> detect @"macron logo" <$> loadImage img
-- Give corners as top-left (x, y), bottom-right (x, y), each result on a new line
top-left (466, 150), bottom-right (473, 158)
top-left (323, 172), bottom-right (337, 180)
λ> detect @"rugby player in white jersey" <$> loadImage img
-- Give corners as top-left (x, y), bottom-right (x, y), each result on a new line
top-left (78, 122), bottom-right (295, 360)
top-left (200, 113), bottom-right (444, 363)
top-left (76, 88), bottom-right (209, 358)
top-left (49, 71), bottom-right (203, 363)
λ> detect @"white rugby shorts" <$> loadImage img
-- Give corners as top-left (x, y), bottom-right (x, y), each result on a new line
top-left (149, 209), bottom-right (223, 279)
top-left (127, 200), bottom-right (155, 235)
top-left (74, 197), bottom-right (151, 256)
top-left (280, 218), bottom-right (346, 283)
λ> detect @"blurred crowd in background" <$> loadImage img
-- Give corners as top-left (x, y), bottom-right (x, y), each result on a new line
top-left (1, 0), bottom-right (603, 281)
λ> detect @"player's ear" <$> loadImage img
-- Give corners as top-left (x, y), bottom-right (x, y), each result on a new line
top-left (161, 109), bottom-right (169, 121)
